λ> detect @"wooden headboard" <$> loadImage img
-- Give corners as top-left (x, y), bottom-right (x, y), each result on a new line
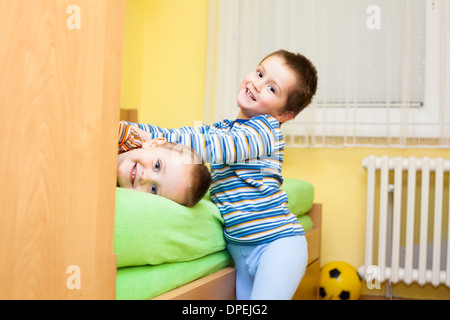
top-left (120, 108), bottom-right (138, 122)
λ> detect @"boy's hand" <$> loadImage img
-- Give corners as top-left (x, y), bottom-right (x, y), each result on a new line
top-left (130, 126), bottom-right (153, 141)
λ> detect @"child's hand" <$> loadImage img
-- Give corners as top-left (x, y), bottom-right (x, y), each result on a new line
top-left (130, 126), bottom-right (153, 141)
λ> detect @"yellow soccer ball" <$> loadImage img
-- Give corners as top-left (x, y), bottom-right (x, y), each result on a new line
top-left (319, 261), bottom-right (362, 300)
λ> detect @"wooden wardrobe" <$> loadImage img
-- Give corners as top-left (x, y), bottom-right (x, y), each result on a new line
top-left (0, 0), bottom-right (125, 299)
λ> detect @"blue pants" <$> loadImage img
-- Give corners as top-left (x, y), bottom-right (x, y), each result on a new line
top-left (227, 235), bottom-right (308, 300)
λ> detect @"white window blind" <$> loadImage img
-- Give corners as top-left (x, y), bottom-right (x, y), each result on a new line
top-left (204, 0), bottom-right (449, 148)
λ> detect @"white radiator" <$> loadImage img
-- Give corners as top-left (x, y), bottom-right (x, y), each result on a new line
top-left (359, 156), bottom-right (450, 287)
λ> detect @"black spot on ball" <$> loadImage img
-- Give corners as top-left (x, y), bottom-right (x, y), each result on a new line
top-left (339, 290), bottom-right (350, 300)
top-left (319, 287), bottom-right (327, 298)
top-left (329, 268), bottom-right (341, 279)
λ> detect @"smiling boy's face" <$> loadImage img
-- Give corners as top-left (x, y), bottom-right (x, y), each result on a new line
top-left (116, 140), bottom-right (193, 206)
top-left (236, 55), bottom-right (297, 123)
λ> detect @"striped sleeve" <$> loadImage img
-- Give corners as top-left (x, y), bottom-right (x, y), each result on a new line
top-left (126, 115), bottom-right (280, 164)
top-left (118, 121), bottom-right (144, 153)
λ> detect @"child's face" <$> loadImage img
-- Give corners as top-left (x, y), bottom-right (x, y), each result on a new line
top-left (236, 55), bottom-right (296, 122)
top-left (117, 139), bottom-right (193, 205)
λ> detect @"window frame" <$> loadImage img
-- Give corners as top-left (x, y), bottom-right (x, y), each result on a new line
top-left (289, 0), bottom-right (441, 139)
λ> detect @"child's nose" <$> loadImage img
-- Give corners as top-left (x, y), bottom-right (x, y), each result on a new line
top-left (139, 168), bottom-right (152, 184)
top-left (252, 81), bottom-right (261, 92)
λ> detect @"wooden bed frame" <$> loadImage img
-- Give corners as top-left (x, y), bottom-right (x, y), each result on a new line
top-left (153, 203), bottom-right (322, 300)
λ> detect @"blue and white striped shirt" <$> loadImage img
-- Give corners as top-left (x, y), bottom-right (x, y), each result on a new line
top-left (127, 115), bottom-right (304, 245)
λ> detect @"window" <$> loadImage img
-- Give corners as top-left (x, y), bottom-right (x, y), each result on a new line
top-left (204, 0), bottom-right (449, 147)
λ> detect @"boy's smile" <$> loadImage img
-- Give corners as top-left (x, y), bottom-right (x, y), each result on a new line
top-left (236, 55), bottom-right (297, 123)
top-left (245, 87), bottom-right (256, 101)
top-left (130, 162), bottom-right (137, 186)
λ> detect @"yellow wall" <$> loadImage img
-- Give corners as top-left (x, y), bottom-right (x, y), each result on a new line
top-left (121, 0), bottom-right (145, 112)
top-left (121, 0), bottom-right (450, 299)
top-left (121, 0), bottom-right (207, 128)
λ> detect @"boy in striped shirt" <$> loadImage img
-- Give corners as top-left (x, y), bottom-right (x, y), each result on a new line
top-left (127, 50), bottom-right (318, 299)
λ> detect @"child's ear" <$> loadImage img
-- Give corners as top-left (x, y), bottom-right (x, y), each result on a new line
top-left (275, 110), bottom-right (295, 123)
top-left (142, 137), bottom-right (167, 149)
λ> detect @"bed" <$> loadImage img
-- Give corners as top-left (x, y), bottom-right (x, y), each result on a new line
top-left (114, 177), bottom-right (321, 300)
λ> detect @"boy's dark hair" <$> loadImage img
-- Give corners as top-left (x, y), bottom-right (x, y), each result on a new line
top-left (261, 50), bottom-right (318, 119)
top-left (158, 142), bottom-right (212, 207)
top-left (185, 161), bottom-right (212, 207)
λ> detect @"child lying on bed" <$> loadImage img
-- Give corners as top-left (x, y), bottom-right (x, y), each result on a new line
top-left (117, 121), bottom-right (212, 207)
top-left (125, 50), bottom-right (318, 300)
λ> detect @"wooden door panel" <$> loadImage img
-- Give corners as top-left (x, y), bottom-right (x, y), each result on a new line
top-left (0, 0), bottom-right (125, 299)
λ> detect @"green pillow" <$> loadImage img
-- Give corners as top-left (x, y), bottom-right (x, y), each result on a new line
top-left (297, 214), bottom-right (313, 232)
top-left (114, 178), bottom-right (314, 268)
top-left (114, 188), bottom-right (226, 268)
top-left (281, 178), bottom-right (314, 215)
